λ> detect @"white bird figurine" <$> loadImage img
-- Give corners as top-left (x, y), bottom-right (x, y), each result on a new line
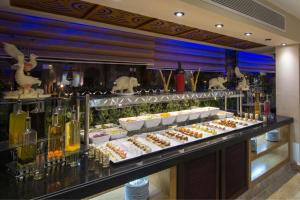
top-left (3, 43), bottom-right (41, 94)
top-left (15, 55), bottom-right (41, 92)
top-left (234, 66), bottom-right (245, 79)
top-left (3, 42), bottom-right (38, 72)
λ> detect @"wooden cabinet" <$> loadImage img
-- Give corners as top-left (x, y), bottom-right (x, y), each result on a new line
top-left (177, 141), bottom-right (248, 199)
top-left (177, 152), bottom-right (219, 199)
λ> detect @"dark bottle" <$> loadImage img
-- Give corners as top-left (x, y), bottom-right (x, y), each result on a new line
top-left (175, 62), bottom-right (185, 92)
top-left (30, 102), bottom-right (46, 139)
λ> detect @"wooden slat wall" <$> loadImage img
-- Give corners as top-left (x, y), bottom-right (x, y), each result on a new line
top-left (0, 11), bottom-right (275, 72)
top-left (0, 11), bottom-right (155, 64)
top-left (237, 52), bottom-right (275, 73)
top-left (154, 38), bottom-right (226, 71)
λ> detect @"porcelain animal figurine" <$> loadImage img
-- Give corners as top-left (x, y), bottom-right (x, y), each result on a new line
top-left (15, 55), bottom-right (41, 92)
top-left (235, 67), bottom-right (250, 91)
top-left (3, 42), bottom-right (38, 72)
top-left (3, 43), bottom-right (45, 98)
top-left (236, 77), bottom-right (249, 91)
top-left (112, 76), bottom-right (140, 94)
top-left (208, 77), bottom-right (227, 90)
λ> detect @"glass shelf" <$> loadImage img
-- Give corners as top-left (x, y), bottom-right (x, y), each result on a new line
top-left (251, 143), bottom-right (289, 182)
top-left (89, 90), bottom-right (242, 108)
top-left (250, 134), bottom-right (288, 160)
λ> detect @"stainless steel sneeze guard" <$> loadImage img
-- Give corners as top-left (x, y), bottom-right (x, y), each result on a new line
top-left (89, 91), bottom-right (243, 108)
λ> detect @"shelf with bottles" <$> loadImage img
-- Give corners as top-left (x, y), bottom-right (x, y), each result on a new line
top-left (0, 96), bottom-right (84, 180)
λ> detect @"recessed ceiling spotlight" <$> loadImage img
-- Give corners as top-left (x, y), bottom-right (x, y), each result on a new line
top-left (174, 11), bottom-right (184, 17)
top-left (244, 32), bottom-right (252, 36)
top-left (215, 24), bottom-right (224, 28)
top-left (265, 38), bottom-right (272, 41)
top-left (281, 43), bottom-right (287, 46)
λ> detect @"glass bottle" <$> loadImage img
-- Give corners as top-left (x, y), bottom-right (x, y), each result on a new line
top-left (264, 95), bottom-right (271, 117)
top-left (30, 102), bottom-right (46, 139)
top-left (175, 61), bottom-right (185, 93)
top-left (9, 100), bottom-right (26, 146)
top-left (65, 109), bottom-right (80, 167)
top-left (48, 113), bottom-right (64, 161)
top-left (254, 92), bottom-right (261, 115)
top-left (55, 99), bottom-right (66, 132)
top-left (65, 109), bottom-right (80, 154)
top-left (17, 115), bottom-right (37, 165)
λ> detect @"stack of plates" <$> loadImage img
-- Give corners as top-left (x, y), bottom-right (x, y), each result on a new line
top-left (125, 177), bottom-right (149, 200)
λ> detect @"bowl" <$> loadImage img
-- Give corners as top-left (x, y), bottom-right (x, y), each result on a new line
top-left (140, 114), bottom-right (162, 128)
top-left (186, 109), bottom-right (200, 121)
top-left (87, 130), bottom-right (110, 145)
top-left (160, 113), bottom-right (176, 125)
top-left (104, 127), bottom-right (128, 140)
top-left (206, 107), bottom-right (220, 116)
top-left (171, 111), bottom-right (189, 123)
top-left (119, 117), bottom-right (145, 131)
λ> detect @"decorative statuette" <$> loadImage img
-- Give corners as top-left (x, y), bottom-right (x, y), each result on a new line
top-left (208, 77), bottom-right (227, 90)
top-left (3, 43), bottom-right (50, 99)
top-left (190, 68), bottom-right (200, 92)
top-left (111, 76), bottom-right (140, 94)
top-left (235, 67), bottom-right (250, 91)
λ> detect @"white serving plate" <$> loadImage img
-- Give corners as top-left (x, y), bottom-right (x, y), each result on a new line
top-left (104, 117), bottom-right (263, 164)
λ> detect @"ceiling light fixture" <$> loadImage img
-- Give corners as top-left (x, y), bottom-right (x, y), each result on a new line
top-left (174, 11), bottom-right (184, 17)
top-left (215, 24), bottom-right (224, 28)
top-left (281, 43), bottom-right (287, 46)
top-left (244, 32), bottom-right (252, 36)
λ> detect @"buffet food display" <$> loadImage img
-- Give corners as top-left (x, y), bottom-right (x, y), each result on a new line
top-left (118, 107), bottom-right (220, 131)
top-left (93, 115), bottom-right (263, 163)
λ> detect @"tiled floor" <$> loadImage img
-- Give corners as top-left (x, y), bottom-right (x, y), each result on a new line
top-left (267, 173), bottom-right (300, 199)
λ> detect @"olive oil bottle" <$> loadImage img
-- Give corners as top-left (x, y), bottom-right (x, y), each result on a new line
top-left (17, 115), bottom-right (37, 165)
top-left (65, 109), bottom-right (80, 154)
top-left (48, 113), bottom-right (64, 161)
top-left (254, 92), bottom-right (261, 115)
top-left (9, 100), bottom-right (26, 146)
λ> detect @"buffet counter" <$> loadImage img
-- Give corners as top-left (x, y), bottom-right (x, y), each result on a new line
top-left (0, 116), bottom-right (293, 199)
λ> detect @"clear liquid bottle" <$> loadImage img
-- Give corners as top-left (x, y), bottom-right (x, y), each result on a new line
top-left (48, 113), bottom-right (64, 161)
top-left (17, 115), bottom-right (37, 165)
top-left (254, 92), bottom-right (261, 115)
top-left (264, 95), bottom-right (271, 116)
top-left (65, 109), bottom-right (80, 153)
top-left (55, 99), bottom-right (66, 131)
top-left (30, 101), bottom-right (46, 139)
top-left (9, 100), bottom-right (26, 146)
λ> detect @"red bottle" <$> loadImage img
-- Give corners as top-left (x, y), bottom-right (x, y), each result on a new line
top-left (175, 62), bottom-right (185, 92)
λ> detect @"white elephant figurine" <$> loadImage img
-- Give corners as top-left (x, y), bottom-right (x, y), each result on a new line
top-left (112, 76), bottom-right (140, 94)
top-left (236, 77), bottom-right (250, 91)
top-left (208, 77), bottom-right (227, 90)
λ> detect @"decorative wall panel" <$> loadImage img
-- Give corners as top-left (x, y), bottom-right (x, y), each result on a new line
top-left (10, 0), bottom-right (95, 18)
top-left (86, 5), bottom-right (153, 28)
top-left (178, 29), bottom-right (222, 41)
top-left (138, 20), bottom-right (194, 36)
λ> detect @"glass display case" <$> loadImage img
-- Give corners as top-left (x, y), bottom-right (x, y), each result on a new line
top-left (249, 125), bottom-right (290, 187)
